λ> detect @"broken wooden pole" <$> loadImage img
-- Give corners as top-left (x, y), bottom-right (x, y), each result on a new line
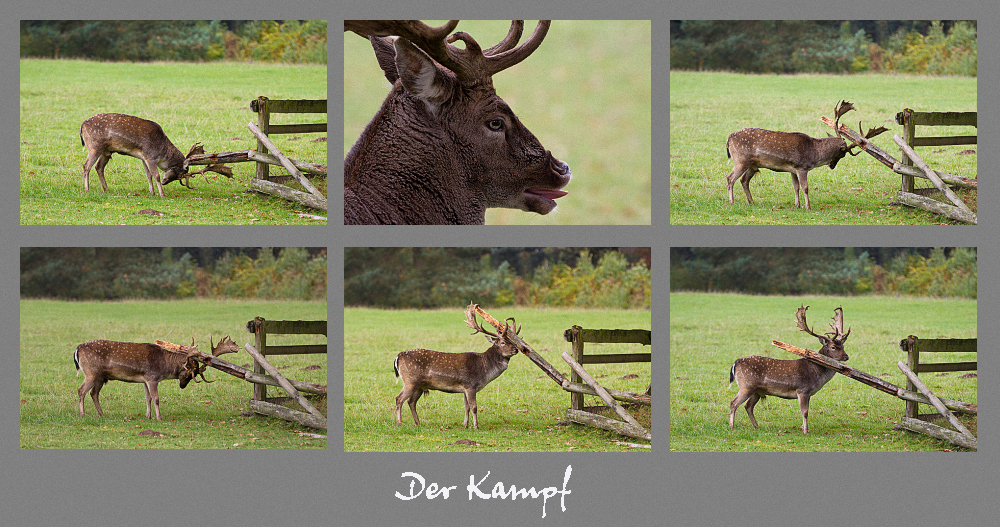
top-left (561, 381), bottom-right (650, 406)
top-left (566, 409), bottom-right (650, 442)
top-left (249, 178), bottom-right (328, 211)
top-left (249, 399), bottom-right (327, 431)
top-left (897, 361), bottom-right (974, 439)
top-left (562, 352), bottom-right (643, 430)
top-left (894, 191), bottom-right (976, 224)
top-left (891, 163), bottom-right (976, 189)
top-left (468, 302), bottom-right (566, 386)
top-left (898, 417), bottom-right (976, 450)
top-left (247, 122), bottom-right (325, 200)
top-left (245, 343), bottom-right (324, 420)
top-left (773, 340), bottom-right (976, 414)
top-left (892, 135), bottom-right (972, 214)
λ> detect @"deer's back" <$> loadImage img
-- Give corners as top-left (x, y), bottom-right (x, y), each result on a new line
top-left (76, 340), bottom-right (170, 381)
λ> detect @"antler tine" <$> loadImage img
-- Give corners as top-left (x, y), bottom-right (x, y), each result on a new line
top-left (828, 306), bottom-right (851, 340)
top-left (481, 20), bottom-right (551, 78)
top-left (505, 316), bottom-right (522, 335)
top-left (483, 20), bottom-right (525, 56)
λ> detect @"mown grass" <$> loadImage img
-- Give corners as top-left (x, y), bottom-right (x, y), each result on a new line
top-left (344, 307), bottom-right (652, 451)
top-left (344, 21), bottom-right (651, 225)
top-left (670, 292), bottom-right (977, 451)
top-left (669, 71), bottom-right (977, 224)
top-left (19, 59), bottom-right (327, 225)
top-left (20, 299), bottom-right (328, 449)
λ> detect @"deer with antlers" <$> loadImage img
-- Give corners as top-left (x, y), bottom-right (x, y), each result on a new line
top-left (74, 338), bottom-right (223, 420)
top-left (728, 305), bottom-right (850, 434)
top-left (726, 100), bottom-right (861, 209)
top-left (393, 304), bottom-right (525, 430)
top-left (80, 113), bottom-right (230, 196)
top-left (344, 21), bottom-right (571, 224)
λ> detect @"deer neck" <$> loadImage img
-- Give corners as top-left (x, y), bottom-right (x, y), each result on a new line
top-left (468, 345), bottom-right (513, 386)
top-left (344, 87), bottom-right (487, 224)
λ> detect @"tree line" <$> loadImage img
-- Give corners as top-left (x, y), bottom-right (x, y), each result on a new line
top-left (20, 247), bottom-right (327, 300)
top-left (20, 20), bottom-right (326, 64)
top-left (670, 247), bottom-right (975, 298)
top-left (345, 248), bottom-right (651, 309)
top-left (671, 20), bottom-right (976, 76)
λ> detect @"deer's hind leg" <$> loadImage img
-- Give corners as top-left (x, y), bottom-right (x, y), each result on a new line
top-left (739, 167), bottom-right (759, 205)
top-left (727, 163), bottom-right (752, 204)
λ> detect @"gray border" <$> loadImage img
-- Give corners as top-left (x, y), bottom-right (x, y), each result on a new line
top-left (9, 0), bottom-right (997, 525)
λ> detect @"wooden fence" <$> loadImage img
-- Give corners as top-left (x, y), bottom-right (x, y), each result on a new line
top-left (898, 336), bottom-right (977, 418)
top-left (563, 326), bottom-right (650, 411)
top-left (250, 96), bottom-right (327, 180)
top-left (246, 317), bottom-right (327, 403)
top-left (895, 109), bottom-right (977, 192)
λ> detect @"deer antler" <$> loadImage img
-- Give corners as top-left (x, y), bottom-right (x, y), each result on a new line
top-left (827, 306), bottom-right (851, 342)
top-left (465, 303), bottom-right (500, 338)
top-left (184, 345), bottom-right (214, 384)
top-left (794, 304), bottom-right (826, 341)
top-left (346, 20), bottom-right (551, 85)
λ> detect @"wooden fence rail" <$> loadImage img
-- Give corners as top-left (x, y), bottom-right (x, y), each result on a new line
top-left (246, 317), bottom-right (327, 404)
top-left (898, 336), bottom-right (977, 418)
top-left (894, 109), bottom-right (977, 192)
top-left (563, 326), bottom-right (650, 411)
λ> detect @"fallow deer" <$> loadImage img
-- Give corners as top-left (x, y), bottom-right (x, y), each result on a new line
top-left (74, 338), bottom-right (208, 420)
top-left (729, 305), bottom-right (850, 434)
top-left (726, 100), bottom-right (861, 209)
top-left (393, 305), bottom-right (523, 429)
top-left (80, 113), bottom-right (206, 197)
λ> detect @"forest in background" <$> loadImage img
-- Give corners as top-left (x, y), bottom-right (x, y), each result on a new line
top-left (670, 20), bottom-right (976, 75)
top-left (670, 247), bottom-right (976, 298)
top-left (344, 247), bottom-right (651, 309)
top-left (20, 20), bottom-right (327, 63)
top-left (20, 247), bottom-right (327, 300)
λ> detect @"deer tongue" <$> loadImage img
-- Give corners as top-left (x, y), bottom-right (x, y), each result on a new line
top-left (525, 188), bottom-right (569, 200)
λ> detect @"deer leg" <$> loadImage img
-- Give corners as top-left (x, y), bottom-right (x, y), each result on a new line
top-left (726, 165), bottom-right (744, 205)
top-left (88, 152), bottom-right (112, 192)
top-left (740, 168), bottom-right (757, 204)
top-left (797, 169), bottom-right (811, 210)
top-left (394, 388), bottom-right (409, 425)
top-left (407, 389), bottom-right (423, 426)
top-left (79, 377), bottom-right (102, 416)
top-left (744, 393), bottom-right (761, 429)
top-left (797, 393), bottom-right (810, 434)
top-left (90, 380), bottom-right (106, 417)
top-left (729, 389), bottom-right (754, 430)
top-left (142, 158), bottom-right (165, 198)
top-left (465, 390), bottom-right (480, 431)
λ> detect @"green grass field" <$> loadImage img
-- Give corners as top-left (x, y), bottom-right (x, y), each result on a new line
top-left (670, 71), bottom-right (977, 224)
top-left (345, 307), bottom-right (652, 451)
top-left (20, 299), bottom-right (328, 449)
top-left (19, 59), bottom-right (327, 225)
top-left (670, 292), bottom-right (977, 451)
top-left (344, 21), bottom-right (651, 225)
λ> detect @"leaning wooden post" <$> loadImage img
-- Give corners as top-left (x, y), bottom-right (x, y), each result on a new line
top-left (892, 135), bottom-right (972, 214)
top-left (562, 352), bottom-right (642, 430)
top-left (896, 361), bottom-right (974, 439)
top-left (245, 343), bottom-right (324, 420)
top-left (248, 121), bottom-right (325, 201)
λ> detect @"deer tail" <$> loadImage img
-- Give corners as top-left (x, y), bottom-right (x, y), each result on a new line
top-left (393, 355), bottom-right (400, 381)
top-left (728, 361), bottom-right (736, 387)
top-left (73, 347), bottom-right (81, 374)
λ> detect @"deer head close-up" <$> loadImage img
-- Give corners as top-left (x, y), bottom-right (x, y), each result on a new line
top-left (344, 20), bottom-right (572, 225)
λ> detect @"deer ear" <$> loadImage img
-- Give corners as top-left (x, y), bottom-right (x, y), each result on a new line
top-left (393, 37), bottom-right (450, 106)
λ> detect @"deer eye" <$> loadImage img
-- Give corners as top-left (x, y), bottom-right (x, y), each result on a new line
top-left (487, 119), bottom-right (504, 131)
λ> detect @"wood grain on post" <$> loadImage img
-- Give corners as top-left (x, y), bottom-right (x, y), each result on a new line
top-left (245, 343), bottom-right (324, 419)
